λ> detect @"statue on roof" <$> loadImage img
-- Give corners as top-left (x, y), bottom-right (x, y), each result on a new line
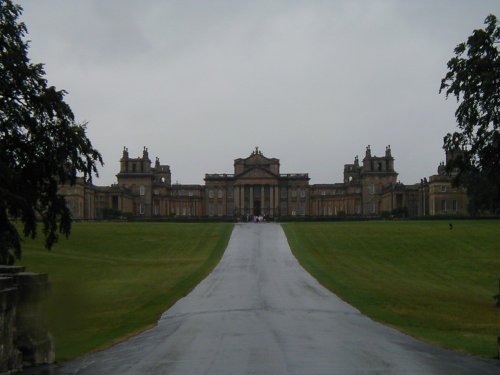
top-left (385, 145), bottom-right (392, 158)
top-left (365, 145), bottom-right (371, 158)
top-left (252, 146), bottom-right (263, 156)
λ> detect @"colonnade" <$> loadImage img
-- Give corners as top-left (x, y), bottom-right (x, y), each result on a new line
top-left (233, 184), bottom-right (280, 217)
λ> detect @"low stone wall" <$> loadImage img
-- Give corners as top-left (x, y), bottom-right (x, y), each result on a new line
top-left (0, 266), bottom-right (54, 374)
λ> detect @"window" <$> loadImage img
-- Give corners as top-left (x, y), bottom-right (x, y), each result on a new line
top-left (132, 164), bottom-right (136, 172)
top-left (281, 188), bottom-right (287, 199)
top-left (139, 203), bottom-right (145, 215)
top-left (209, 189), bottom-right (214, 199)
top-left (112, 195), bottom-right (119, 210)
top-left (452, 200), bottom-right (458, 211)
top-left (300, 190), bottom-right (306, 198)
top-left (218, 189), bottom-right (223, 199)
top-left (321, 191), bottom-right (326, 196)
top-left (139, 185), bottom-right (145, 196)
top-left (441, 199), bottom-right (447, 212)
top-left (441, 185), bottom-right (447, 192)
top-left (188, 191), bottom-right (193, 197)
top-left (228, 189), bottom-right (233, 199)
top-left (291, 189), bottom-right (297, 198)
top-left (369, 184), bottom-right (375, 194)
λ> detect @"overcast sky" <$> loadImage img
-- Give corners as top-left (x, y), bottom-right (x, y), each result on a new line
top-left (17, 0), bottom-right (500, 186)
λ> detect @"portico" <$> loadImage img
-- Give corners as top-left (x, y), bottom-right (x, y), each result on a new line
top-left (204, 146), bottom-right (308, 219)
top-left (233, 183), bottom-right (280, 217)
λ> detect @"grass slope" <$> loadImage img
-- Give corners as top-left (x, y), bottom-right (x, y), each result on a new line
top-left (18, 222), bottom-right (233, 361)
top-left (282, 220), bottom-right (500, 358)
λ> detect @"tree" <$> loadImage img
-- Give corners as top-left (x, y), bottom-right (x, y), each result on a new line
top-left (440, 14), bottom-right (500, 214)
top-left (0, 0), bottom-right (102, 264)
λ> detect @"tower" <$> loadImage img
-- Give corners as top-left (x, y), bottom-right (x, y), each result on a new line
top-left (361, 145), bottom-right (398, 215)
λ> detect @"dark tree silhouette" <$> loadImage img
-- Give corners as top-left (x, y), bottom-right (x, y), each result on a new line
top-left (440, 14), bottom-right (500, 214)
top-left (0, 0), bottom-right (102, 264)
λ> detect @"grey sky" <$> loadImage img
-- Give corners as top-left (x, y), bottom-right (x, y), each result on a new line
top-left (17, 0), bottom-right (500, 186)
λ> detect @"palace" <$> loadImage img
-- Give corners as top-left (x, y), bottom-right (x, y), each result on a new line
top-left (58, 146), bottom-right (468, 220)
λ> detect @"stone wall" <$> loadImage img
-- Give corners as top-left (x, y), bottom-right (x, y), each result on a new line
top-left (0, 266), bottom-right (54, 374)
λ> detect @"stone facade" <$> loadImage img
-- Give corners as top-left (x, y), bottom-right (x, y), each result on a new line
top-left (59, 146), bottom-right (468, 219)
top-left (0, 266), bottom-right (54, 374)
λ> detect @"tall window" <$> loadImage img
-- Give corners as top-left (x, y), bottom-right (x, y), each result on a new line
top-left (218, 189), bottom-right (223, 199)
top-left (209, 189), bottom-right (214, 199)
top-left (441, 199), bottom-right (447, 212)
top-left (139, 203), bottom-right (145, 215)
top-left (281, 188), bottom-right (287, 199)
top-left (139, 185), bottom-right (145, 196)
top-left (452, 200), bottom-right (458, 211)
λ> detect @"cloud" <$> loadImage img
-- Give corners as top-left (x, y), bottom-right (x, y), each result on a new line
top-left (18, 0), bottom-right (500, 185)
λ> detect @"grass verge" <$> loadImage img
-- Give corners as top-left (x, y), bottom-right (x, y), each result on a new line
top-left (18, 222), bottom-right (233, 361)
top-left (282, 220), bottom-right (500, 358)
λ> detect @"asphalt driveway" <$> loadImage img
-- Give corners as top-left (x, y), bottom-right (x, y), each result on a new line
top-left (24, 223), bottom-right (499, 374)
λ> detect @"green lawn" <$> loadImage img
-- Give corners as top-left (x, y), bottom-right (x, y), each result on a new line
top-left (282, 220), bottom-right (500, 358)
top-left (18, 222), bottom-right (233, 361)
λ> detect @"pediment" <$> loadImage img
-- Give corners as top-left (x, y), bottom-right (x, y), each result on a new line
top-left (236, 166), bottom-right (278, 180)
top-left (245, 153), bottom-right (271, 165)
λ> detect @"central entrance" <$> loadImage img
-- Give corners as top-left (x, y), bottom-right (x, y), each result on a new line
top-left (253, 200), bottom-right (261, 216)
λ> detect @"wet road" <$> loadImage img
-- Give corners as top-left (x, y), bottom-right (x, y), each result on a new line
top-left (26, 223), bottom-right (498, 374)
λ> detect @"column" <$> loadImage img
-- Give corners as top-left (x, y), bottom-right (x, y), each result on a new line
top-left (241, 186), bottom-right (245, 214)
top-left (275, 185), bottom-right (279, 216)
top-left (234, 186), bottom-right (240, 215)
top-left (270, 186), bottom-right (274, 216)
top-left (250, 185), bottom-right (254, 213)
top-left (261, 185), bottom-right (265, 215)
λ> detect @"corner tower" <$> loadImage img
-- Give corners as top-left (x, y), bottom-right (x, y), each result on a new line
top-left (361, 145), bottom-right (398, 215)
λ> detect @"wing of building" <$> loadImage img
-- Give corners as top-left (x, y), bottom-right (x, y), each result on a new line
top-left (58, 146), bottom-right (468, 220)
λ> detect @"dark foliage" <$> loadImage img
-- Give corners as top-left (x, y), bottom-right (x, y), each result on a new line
top-left (0, 1), bottom-right (102, 264)
top-left (440, 14), bottom-right (500, 214)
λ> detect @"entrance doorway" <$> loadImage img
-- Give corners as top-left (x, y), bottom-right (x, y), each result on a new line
top-left (253, 200), bottom-right (261, 216)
